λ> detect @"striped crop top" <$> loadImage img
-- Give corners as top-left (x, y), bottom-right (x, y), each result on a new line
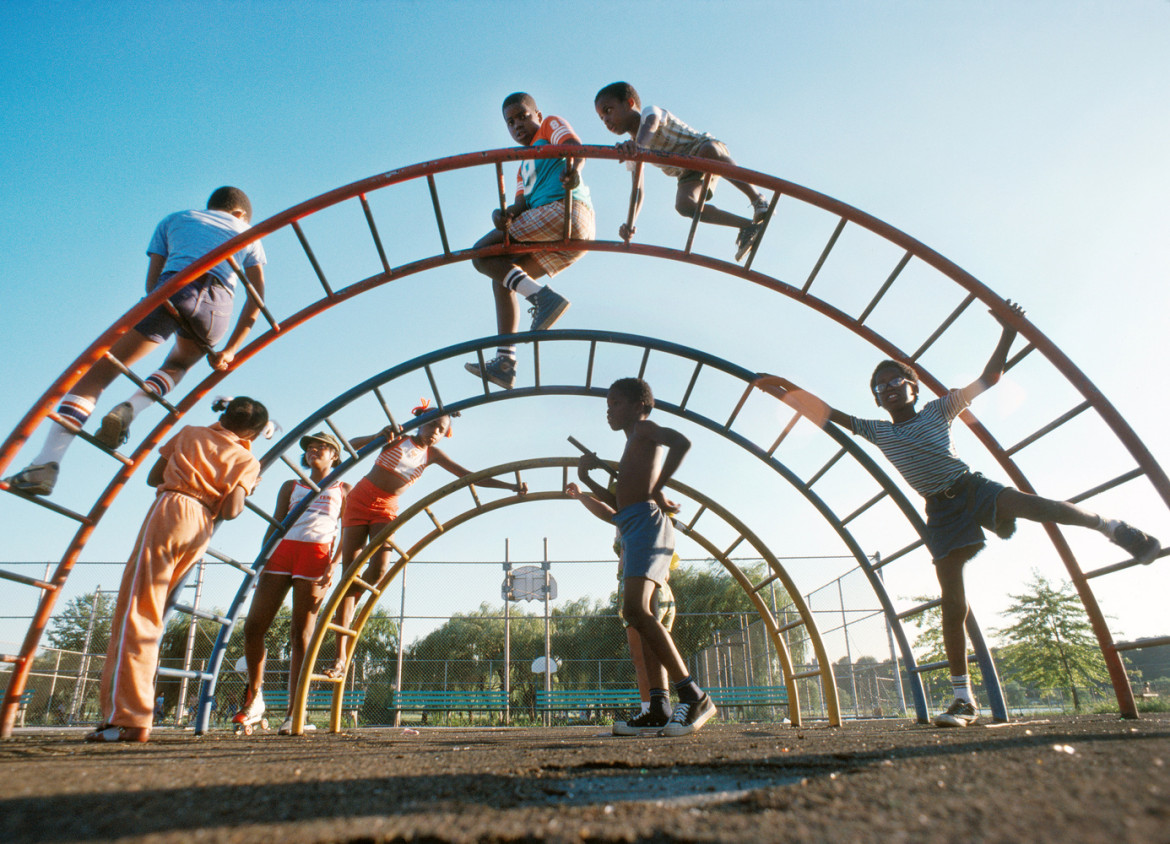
top-left (373, 437), bottom-right (430, 487)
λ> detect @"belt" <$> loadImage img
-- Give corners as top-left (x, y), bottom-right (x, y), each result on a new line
top-left (933, 473), bottom-right (972, 501)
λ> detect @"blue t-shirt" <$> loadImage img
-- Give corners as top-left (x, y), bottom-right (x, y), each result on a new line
top-left (515, 115), bottom-right (592, 210)
top-left (147, 209), bottom-right (266, 291)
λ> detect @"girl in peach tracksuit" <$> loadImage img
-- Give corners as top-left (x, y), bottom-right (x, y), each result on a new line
top-left (86, 397), bottom-right (269, 743)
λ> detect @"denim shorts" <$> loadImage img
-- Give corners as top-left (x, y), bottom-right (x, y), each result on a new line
top-left (923, 472), bottom-right (1015, 562)
top-left (613, 501), bottom-right (674, 586)
top-left (134, 272), bottom-right (233, 346)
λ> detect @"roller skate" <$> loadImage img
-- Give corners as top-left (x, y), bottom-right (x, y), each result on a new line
top-left (232, 689), bottom-right (268, 735)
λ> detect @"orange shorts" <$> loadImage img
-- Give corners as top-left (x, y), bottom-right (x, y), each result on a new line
top-left (341, 477), bottom-right (400, 527)
top-left (264, 539), bottom-right (332, 580)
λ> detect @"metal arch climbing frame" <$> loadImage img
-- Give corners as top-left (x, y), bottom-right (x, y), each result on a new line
top-left (0, 146), bottom-right (1164, 733)
top-left (289, 456), bottom-right (844, 733)
top-left (192, 330), bottom-right (1007, 732)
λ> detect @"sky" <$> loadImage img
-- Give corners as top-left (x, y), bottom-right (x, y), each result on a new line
top-left (1, 1), bottom-right (1168, 669)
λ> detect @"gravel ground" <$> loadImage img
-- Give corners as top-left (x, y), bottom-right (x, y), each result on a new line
top-left (1, 713), bottom-right (1167, 843)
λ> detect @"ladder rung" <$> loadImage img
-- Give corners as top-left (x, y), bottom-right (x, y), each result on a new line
top-left (280, 454), bottom-right (321, 493)
top-left (911, 292), bottom-right (976, 361)
top-left (752, 572), bottom-right (781, 593)
top-left (244, 500), bottom-right (282, 529)
top-left (101, 352), bottom-right (180, 415)
top-left (0, 568), bottom-right (55, 590)
top-left (805, 448), bottom-right (846, 489)
top-left (156, 666), bottom-right (214, 681)
top-left (1004, 342), bottom-right (1035, 373)
top-left (767, 412), bottom-right (801, 456)
top-left (897, 598), bottom-right (941, 620)
top-left (1068, 468), bottom-right (1142, 505)
top-left (360, 193), bottom-right (391, 274)
top-left (683, 173), bottom-right (712, 255)
top-left (742, 192), bottom-right (776, 271)
top-left (228, 257), bottom-right (280, 332)
top-left (802, 217), bottom-right (846, 294)
top-left (911, 659), bottom-right (950, 674)
top-left (723, 536), bottom-right (744, 557)
top-left (1005, 401), bottom-right (1091, 456)
top-left (1, 654), bottom-right (20, 664)
top-left (686, 505), bottom-right (707, 531)
top-left (0, 483), bottom-right (93, 524)
top-left (792, 668), bottom-right (822, 680)
top-left (1086, 546), bottom-right (1168, 579)
top-left (424, 507), bottom-right (443, 531)
top-left (325, 417), bottom-right (360, 461)
top-left (678, 361), bottom-right (703, 412)
top-left (723, 383), bottom-right (754, 430)
top-left (841, 490), bottom-right (887, 526)
top-left (201, 547), bottom-right (254, 575)
top-left (326, 622), bottom-right (359, 638)
top-left (310, 673), bottom-right (346, 684)
top-left (858, 250), bottom-right (912, 324)
top-left (872, 538), bottom-right (924, 569)
top-left (352, 576), bottom-right (382, 597)
top-left (171, 603), bottom-right (231, 626)
top-left (45, 412), bottom-right (133, 464)
top-left (291, 220), bottom-right (334, 297)
top-left (427, 174), bottom-right (451, 255)
top-left (777, 617), bottom-right (806, 633)
top-left (1113, 635), bottom-right (1170, 652)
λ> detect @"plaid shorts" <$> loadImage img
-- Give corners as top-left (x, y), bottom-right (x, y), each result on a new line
top-left (506, 200), bottom-right (595, 277)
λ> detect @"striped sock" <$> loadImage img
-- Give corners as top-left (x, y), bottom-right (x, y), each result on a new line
top-left (496, 346), bottom-right (516, 362)
top-left (127, 370), bottom-right (177, 415)
top-left (673, 675), bottom-right (703, 703)
top-left (35, 394), bottom-right (95, 464)
top-left (503, 267), bottom-right (542, 299)
top-left (951, 675), bottom-right (974, 704)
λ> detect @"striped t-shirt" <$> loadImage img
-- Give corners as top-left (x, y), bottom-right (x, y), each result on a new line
top-left (850, 390), bottom-right (970, 497)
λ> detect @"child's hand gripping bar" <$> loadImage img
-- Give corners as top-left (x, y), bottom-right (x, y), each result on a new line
top-left (567, 435), bottom-right (617, 477)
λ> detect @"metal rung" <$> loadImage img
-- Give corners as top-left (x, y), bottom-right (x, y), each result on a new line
top-left (767, 412), bottom-right (801, 456)
top-left (352, 576), bottom-right (382, 597)
top-left (910, 659), bottom-right (951, 674)
top-left (802, 217), bottom-right (846, 294)
top-left (858, 250), bottom-right (912, 324)
top-left (0, 569), bottom-right (55, 590)
top-left (427, 174), bottom-right (451, 255)
top-left (171, 603), bottom-right (231, 626)
top-left (310, 673), bottom-right (345, 684)
top-left (424, 507), bottom-right (443, 531)
top-left (777, 617), bottom-right (806, 633)
top-left (1005, 401), bottom-right (1091, 456)
top-left (1, 654), bottom-right (19, 664)
top-left (279, 454), bottom-right (321, 492)
top-left (1113, 635), bottom-right (1170, 652)
top-left (873, 538), bottom-right (924, 569)
top-left (679, 361), bottom-right (703, 412)
top-left (360, 193), bottom-right (391, 274)
top-left (805, 448), bottom-right (846, 489)
top-left (1086, 546), bottom-right (1168, 579)
top-left (156, 666), bottom-right (213, 681)
top-left (372, 387), bottom-right (400, 432)
top-left (683, 173), bottom-right (712, 255)
top-left (468, 485), bottom-right (484, 509)
top-left (897, 598), bottom-right (941, 620)
top-left (325, 417), bottom-right (360, 460)
top-left (686, 505), bottom-right (708, 531)
top-left (792, 668), bottom-right (822, 680)
top-left (742, 192), bottom-right (777, 271)
top-left (45, 411), bottom-right (133, 465)
top-left (291, 220), bottom-right (334, 296)
top-left (1068, 468), bottom-right (1143, 505)
top-left (244, 500), bottom-right (282, 528)
top-left (723, 536), bottom-right (745, 557)
top-left (201, 547), bottom-right (253, 575)
top-left (99, 352), bottom-right (180, 415)
top-left (911, 292), bottom-right (976, 361)
top-left (534, 343), bottom-right (543, 389)
top-left (0, 483), bottom-right (93, 524)
top-left (326, 622), bottom-right (359, 638)
top-left (752, 572), bottom-right (781, 593)
top-left (1004, 342), bottom-right (1035, 372)
top-left (636, 346), bottom-right (650, 381)
top-left (227, 257), bottom-right (280, 332)
top-left (723, 383), bottom-right (754, 430)
top-left (841, 491), bottom-right (888, 526)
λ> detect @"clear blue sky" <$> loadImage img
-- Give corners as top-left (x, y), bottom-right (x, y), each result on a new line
top-left (1, 2), bottom-right (1168, 657)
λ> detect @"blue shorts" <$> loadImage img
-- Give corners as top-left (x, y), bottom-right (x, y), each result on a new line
top-left (613, 500), bottom-right (674, 586)
top-left (134, 271), bottom-right (233, 346)
top-left (923, 472), bottom-right (1016, 562)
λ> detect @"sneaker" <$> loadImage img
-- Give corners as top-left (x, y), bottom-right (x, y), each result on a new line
top-left (734, 222), bottom-right (763, 262)
top-left (304, 722), bottom-right (317, 731)
top-left (659, 694), bottom-right (716, 737)
top-left (278, 717), bottom-right (293, 735)
top-left (95, 402), bottom-right (134, 449)
top-left (5, 462), bottom-right (59, 496)
top-left (527, 286), bottom-right (570, 331)
top-left (464, 356), bottom-right (517, 390)
top-left (1107, 520), bottom-right (1161, 565)
top-left (84, 724), bottom-right (150, 743)
top-left (232, 690), bottom-right (265, 727)
top-left (613, 708), bottom-right (671, 737)
top-left (933, 698), bottom-right (979, 728)
top-left (752, 196), bottom-right (770, 222)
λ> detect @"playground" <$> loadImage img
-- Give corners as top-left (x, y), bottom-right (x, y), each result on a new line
top-left (3, 714), bottom-right (1167, 843)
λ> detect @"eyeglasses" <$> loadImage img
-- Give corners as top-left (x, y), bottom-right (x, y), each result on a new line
top-left (872, 375), bottom-right (911, 395)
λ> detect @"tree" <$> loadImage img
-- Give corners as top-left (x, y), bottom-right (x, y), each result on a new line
top-left (46, 591), bottom-right (115, 653)
top-left (995, 572), bottom-right (1108, 710)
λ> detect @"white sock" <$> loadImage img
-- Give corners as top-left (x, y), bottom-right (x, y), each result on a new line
top-left (503, 267), bottom-right (543, 300)
top-left (35, 394), bottom-right (94, 465)
top-left (496, 346), bottom-right (516, 362)
top-left (126, 369), bottom-right (179, 416)
top-left (951, 675), bottom-right (974, 704)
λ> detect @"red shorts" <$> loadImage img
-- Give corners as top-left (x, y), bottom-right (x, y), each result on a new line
top-left (264, 539), bottom-right (332, 580)
top-left (341, 477), bottom-right (400, 527)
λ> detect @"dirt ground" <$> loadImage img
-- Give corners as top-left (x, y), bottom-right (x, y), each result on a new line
top-left (1, 713), bottom-right (1167, 844)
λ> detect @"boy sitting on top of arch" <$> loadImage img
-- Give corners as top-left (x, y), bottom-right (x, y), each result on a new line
top-left (754, 300), bottom-right (1160, 728)
top-left (594, 81), bottom-right (769, 263)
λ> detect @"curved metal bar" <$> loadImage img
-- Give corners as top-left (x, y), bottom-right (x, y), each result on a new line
top-left (193, 332), bottom-right (959, 732)
top-left (3, 146), bottom-right (1160, 732)
top-left (289, 457), bottom-right (841, 733)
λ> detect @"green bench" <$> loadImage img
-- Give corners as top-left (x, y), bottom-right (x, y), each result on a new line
top-left (262, 687), bottom-right (366, 716)
top-left (394, 689), bottom-right (509, 712)
top-left (536, 685), bottom-right (788, 713)
top-left (17, 689), bottom-right (34, 727)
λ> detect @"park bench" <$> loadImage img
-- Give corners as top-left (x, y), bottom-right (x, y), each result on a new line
top-left (263, 687), bottom-right (366, 719)
top-left (393, 688), bottom-right (509, 715)
top-left (16, 688), bottom-right (34, 727)
top-left (536, 685), bottom-right (789, 715)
